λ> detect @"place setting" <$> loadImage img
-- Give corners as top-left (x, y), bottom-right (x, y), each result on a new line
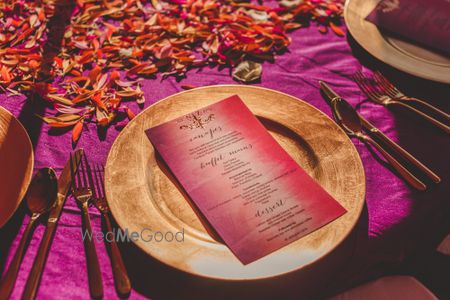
top-left (0, 0), bottom-right (449, 299)
top-left (0, 149), bottom-right (131, 299)
top-left (345, 0), bottom-right (450, 83)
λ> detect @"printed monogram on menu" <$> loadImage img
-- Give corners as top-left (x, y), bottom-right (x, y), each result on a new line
top-left (146, 95), bottom-right (346, 264)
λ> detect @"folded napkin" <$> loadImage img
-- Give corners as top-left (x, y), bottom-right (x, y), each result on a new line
top-left (365, 0), bottom-right (450, 55)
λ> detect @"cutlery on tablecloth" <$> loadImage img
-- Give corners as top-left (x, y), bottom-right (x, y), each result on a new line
top-left (320, 81), bottom-right (429, 191)
top-left (328, 77), bottom-right (440, 183)
top-left (22, 150), bottom-right (83, 300)
top-left (354, 71), bottom-right (450, 134)
top-left (321, 80), bottom-right (440, 183)
top-left (358, 117), bottom-right (441, 184)
top-left (71, 153), bottom-right (104, 299)
top-left (0, 168), bottom-right (57, 300)
top-left (89, 163), bottom-right (131, 297)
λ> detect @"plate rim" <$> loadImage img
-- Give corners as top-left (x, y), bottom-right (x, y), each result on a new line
top-left (0, 105), bottom-right (34, 228)
top-left (344, 0), bottom-right (450, 84)
top-left (105, 85), bottom-right (366, 280)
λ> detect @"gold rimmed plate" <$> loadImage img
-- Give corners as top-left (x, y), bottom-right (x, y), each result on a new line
top-left (345, 0), bottom-right (450, 83)
top-left (105, 85), bottom-right (365, 280)
top-left (0, 106), bottom-right (34, 228)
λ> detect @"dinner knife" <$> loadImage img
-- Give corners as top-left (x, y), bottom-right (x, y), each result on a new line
top-left (359, 117), bottom-right (441, 184)
top-left (319, 81), bottom-right (440, 185)
top-left (21, 149), bottom-right (83, 300)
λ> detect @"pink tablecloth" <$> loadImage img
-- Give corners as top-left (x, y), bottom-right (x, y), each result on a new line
top-left (1, 22), bottom-right (449, 299)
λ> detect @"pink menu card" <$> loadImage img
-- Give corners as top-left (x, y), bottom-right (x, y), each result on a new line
top-left (146, 95), bottom-right (346, 264)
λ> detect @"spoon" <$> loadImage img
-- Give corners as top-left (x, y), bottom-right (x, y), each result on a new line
top-left (332, 98), bottom-right (427, 191)
top-left (0, 168), bottom-right (58, 299)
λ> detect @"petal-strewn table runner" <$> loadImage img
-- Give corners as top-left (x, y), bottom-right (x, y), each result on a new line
top-left (1, 24), bottom-right (449, 299)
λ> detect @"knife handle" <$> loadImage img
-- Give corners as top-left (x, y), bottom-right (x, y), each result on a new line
top-left (81, 203), bottom-right (103, 299)
top-left (103, 213), bottom-right (131, 297)
top-left (360, 134), bottom-right (427, 191)
top-left (22, 221), bottom-right (56, 300)
top-left (390, 101), bottom-right (450, 134)
top-left (360, 118), bottom-right (441, 184)
top-left (405, 97), bottom-right (450, 123)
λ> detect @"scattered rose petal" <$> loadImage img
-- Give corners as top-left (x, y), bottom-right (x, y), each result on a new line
top-left (181, 84), bottom-right (198, 90)
top-left (0, 0), bottom-right (345, 144)
top-left (72, 119), bottom-right (84, 144)
top-left (232, 61), bottom-right (263, 83)
top-left (329, 22), bottom-right (345, 37)
top-left (246, 9), bottom-right (270, 22)
top-left (278, 0), bottom-right (304, 8)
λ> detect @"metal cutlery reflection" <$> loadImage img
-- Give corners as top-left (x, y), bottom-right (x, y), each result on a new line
top-left (340, 76), bottom-right (441, 183)
top-left (90, 163), bottom-right (131, 297)
top-left (372, 72), bottom-right (450, 123)
top-left (22, 150), bottom-right (83, 300)
top-left (71, 153), bottom-right (103, 299)
top-left (320, 81), bottom-right (429, 191)
top-left (358, 117), bottom-right (441, 184)
top-left (354, 71), bottom-right (450, 134)
top-left (0, 168), bottom-right (57, 300)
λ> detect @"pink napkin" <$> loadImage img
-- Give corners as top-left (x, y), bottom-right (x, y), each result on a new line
top-left (365, 0), bottom-right (450, 55)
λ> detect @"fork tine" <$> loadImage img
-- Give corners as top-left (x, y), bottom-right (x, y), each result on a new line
top-left (70, 152), bottom-right (77, 189)
top-left (378, 72), bottom-right (402, 96)
top-left (354, 72), bottom-right (373, 91)
top-left (92, 164), bottom-right (101, 199)
top-left (93, 164), bottom-right (103, 198)
top-left (93, 163), bottom-right (103, 198)
top-left (96, 165), bottom-right (106, 198)
top-left (359, 73), bottom-right (383, 97)
top-left (354, 72), bottom-right (380, 100)
top-left (100, 165), bottom-right (106, 198)
top-left (84, 154), bottom-right (97, 199)
top-left (375, 71), bottom-right (397, 91)
top-left (373, 71), bottom-right (397, 97)
top-left (354, 71), bottom-right (372, 92)
top-left (78, 153), bottom-right (85, 187)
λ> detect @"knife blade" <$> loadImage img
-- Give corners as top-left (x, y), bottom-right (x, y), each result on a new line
top-left (320, 81), bottom-right (428, 190)
top-left (320, 81), bottom-right (341, 104)
top-left (319, 81), bottom-right (440, 184)
top-left (22, 149), bottom-right (83, 300)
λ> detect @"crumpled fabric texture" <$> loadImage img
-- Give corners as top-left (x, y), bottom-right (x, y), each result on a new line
top-left (0, 21), bottom-right (449, 299)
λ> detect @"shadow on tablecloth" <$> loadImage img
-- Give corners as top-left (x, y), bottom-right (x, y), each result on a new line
top-left (345, 34), bottom-right (450, 298)
top-left (118, 206), bottom-right (367, 300)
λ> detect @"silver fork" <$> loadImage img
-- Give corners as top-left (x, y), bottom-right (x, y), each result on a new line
top-left (91, 164), bottom-right (131, 297)
top-left (373, 71), bottom-right (450, 122)
top-left (354, 71), bottom-right (450, 134)
top-left (71, 153), bottom-right (103, 299)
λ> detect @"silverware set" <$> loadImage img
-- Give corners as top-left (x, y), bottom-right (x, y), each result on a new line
top-left (90, 164), bottom-right (131, 298)
top-left (71, 153), bottom-right (104, 299)
top-left (320, 71), bottom-right (448, 191)
top-left (0, 168), bottom-right (58, 300)
top-left (71, 155), bottom-right (132, 299)
top-left (22, 150), bottom-right (83, 300)
top-left (0, 149), bottom-right (130, 299)
top-left (354, 71), bottom-right (450, 134)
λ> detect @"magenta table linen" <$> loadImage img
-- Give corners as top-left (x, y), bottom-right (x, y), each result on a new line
top-left (0, 23), bottom-right (449, 299)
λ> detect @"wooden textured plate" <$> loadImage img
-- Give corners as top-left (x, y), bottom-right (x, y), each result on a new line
top-left (105, 85), bottom-right (365, 280)
top-left (0, 106), bottom-right (34, 228)
top-left (345, 0), bottom-right (450, 83)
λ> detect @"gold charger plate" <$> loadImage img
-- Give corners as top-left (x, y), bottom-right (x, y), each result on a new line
top-left (345, 0), bottom-right (450, 84)
top-left (0, 106), bottom-right (34, 228)
top-left (105, 85), bottom-right (365, 280)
